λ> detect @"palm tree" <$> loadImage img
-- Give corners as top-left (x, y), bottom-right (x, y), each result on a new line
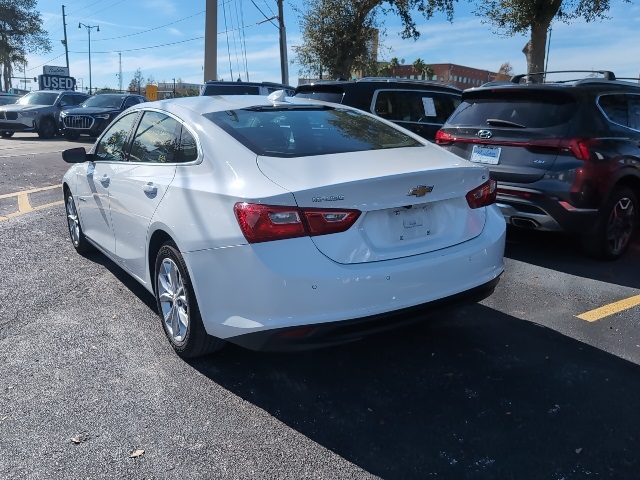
top-left (389, 57), bottom-right (400, 78)
top-left (412, 58), bottom-right (426, 79)
top-left (424, 64), bottom-right (435, 81)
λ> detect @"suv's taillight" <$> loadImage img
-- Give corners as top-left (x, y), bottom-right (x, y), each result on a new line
top-left (435, 129), bottom-right (454, 145)
top-left (234, 203), bottom-right (361, 243)
top-left (527, 138), bottom-right (599, 161)
top-left (466, 180), bottom-right (497, 209)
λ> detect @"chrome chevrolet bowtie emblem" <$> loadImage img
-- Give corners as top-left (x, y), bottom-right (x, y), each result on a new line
top-left (408, 185), bottom-right (434, 197)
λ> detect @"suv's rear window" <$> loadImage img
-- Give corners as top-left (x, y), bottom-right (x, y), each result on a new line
top-left (449, 89), bottom-right (578, 128)
top-left (294, 86), bottom-right (345, 104)
top-left (202, 85), bottom-right (261, 95)
top-left (205, 106), bottom-right (422, 157)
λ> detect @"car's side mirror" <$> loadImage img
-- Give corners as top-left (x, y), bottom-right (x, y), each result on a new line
top-left (62, 147), bottom-right (93, 163)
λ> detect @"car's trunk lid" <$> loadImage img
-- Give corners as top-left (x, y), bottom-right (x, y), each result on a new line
top-left (257, 146), bottom-right (490, 264)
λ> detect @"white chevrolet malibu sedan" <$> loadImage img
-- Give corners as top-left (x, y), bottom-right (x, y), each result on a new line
top-left (62, 92), bottom-right (506, 358)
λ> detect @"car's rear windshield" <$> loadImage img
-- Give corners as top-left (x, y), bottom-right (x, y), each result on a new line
top-left (17, 92), bottom-right (58, 106)
top-left (82, 95), bottom-right (126, 108)
top-left (448, 89), bottom-right (578, 128)
top-left (294, 86), bottom-right (345, 104)
top-left (204, 106), bottom-right (422, 157)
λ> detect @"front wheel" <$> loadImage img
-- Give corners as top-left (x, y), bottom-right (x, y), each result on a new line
top-left (37, 117), bottom-right (57, 139)
top-left (1, 131), bottom-right (13, 138)
top-left (582, 187), bottom-right (638, 260)
top-left (65, 190), bottom-right (93, 254)
top-left (154, 242), bottom-right (225, 358)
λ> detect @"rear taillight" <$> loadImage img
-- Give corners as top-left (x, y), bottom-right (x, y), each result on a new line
top-left (435, 130), bottom-right (454, 145)
top-left (466, 179), bottom-right (497, 209)
top-left (436, 133), bottom-right (599, 161)
top-left (234, 203), bottom-right (361, 243)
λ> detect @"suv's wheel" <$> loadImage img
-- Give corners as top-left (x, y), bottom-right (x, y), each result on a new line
top-left (64, 131), bottom-right (80, 140)
top-left (65, 189), bottom-right (93, 254)
top-left (583, 187), bottom-right (638, 260)
top-left (154, 242), bottom-right (225, 358)
top-left (37, 117), bottom-right (57, 139)
top-left (1, 132), bottom-right (13, 138)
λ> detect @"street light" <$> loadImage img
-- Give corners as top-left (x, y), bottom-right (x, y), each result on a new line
top-left (78, 22), bottom-right (100, 94)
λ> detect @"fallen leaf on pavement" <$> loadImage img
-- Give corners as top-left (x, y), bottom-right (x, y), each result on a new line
top-left (129, 449), bottom-right (145, 458)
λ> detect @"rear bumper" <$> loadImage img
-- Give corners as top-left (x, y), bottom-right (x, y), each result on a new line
top-left (497, 192), bottom-right (598, 233)
top-left (230, 276), bottom-right (500, 351)
top-left (183, 204), bottom-right (506, 347)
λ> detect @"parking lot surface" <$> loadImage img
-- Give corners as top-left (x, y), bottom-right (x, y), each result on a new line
top-left (1, 137), bottom-right (640, 479)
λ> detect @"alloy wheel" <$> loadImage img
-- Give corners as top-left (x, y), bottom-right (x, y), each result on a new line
top-left (66, 195), bottom-right (80, 246)
top-left (157, 258), bottom-right (189, 343)
top-left (605, 196), bottom-right (636, 256)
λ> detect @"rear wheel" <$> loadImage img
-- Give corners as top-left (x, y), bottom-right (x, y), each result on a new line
top-left (37, 117), bottom-right (57, 139)
top-left (1, 132), bottom-right (13, 138)
top-left (154, 242), bottom-right (225, 358)
top-left (582, 187), bottom-right (638, 260)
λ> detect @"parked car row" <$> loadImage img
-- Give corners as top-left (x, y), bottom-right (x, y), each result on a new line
top-left (0, 90), bottom-right (146, 139)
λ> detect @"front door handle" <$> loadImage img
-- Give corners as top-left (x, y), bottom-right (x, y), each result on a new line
top-left (142, 182), bottom-right (158, 195)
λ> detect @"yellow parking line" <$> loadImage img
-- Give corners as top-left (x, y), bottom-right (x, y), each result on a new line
top-left (576, 294), bottom-right (640, 322)
top-left (0, 185), bottom-right (63, 222)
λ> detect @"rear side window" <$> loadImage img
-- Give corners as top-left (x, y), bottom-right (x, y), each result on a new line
top-left (371, 90), bottom-right (460, 124)
top-left (205, 106), bottom-right (422, 157)
top-left (597, 93), bottom-right (640, 129)
top-left (449, 90), bottom-right (578, 128)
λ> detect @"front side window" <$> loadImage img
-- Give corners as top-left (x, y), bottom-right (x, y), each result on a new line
top-left (205, 106), bottom-right (422, 157)
top-left (129, 111), bottom-right (180, 163)
top-left (94, 112), bottom-right (139, 161)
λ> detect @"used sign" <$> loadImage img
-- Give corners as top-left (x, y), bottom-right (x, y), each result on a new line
top-left (38, 75), bottom-right (77, 90)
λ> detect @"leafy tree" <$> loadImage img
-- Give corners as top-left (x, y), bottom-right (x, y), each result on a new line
top-left (128, 68), bottom-right (144, 94)
top-left (412, 58), bottom-right (426, 79)
top-left (388, 57), bottom-right (400, 77)
top-left (494, 61), bottom-right (514, 81)
top-left (0, 0), bottom-right (51, 91)
top-left (474, 0), bottom-right (632, 81)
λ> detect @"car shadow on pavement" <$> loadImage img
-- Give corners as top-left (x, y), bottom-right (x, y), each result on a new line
top-left (188, 304), bottom-right (640, 480)
top-left (504, 227), bottom-right (640, 289)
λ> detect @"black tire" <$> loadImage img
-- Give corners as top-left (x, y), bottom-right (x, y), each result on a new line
top-left (64, 190), bottom-right (94, 254)
top-left (582, 186), bottom-right (638, 260)
top-left (154, 242), bottom-right (225, 358)
top-left (37, 117), bottom-right (57, 139)
top-left (64, 131), bottom-right (80, 140)
top-left (1, 131), bottom-right (13, 138)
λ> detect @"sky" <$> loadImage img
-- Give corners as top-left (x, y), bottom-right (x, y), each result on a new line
top-left (18, 0), bottom-right (640, 92)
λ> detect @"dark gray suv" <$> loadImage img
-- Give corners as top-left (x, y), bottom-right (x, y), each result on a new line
top-left (436, 70), bottom-right (640, 259)
top-left (0, 90), bottom-right (89, 138)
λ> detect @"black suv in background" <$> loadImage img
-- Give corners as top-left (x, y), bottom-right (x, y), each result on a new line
top-left (436, 70), bottom-right (640, 259)
top-left (294, 78), bottom-right (462, 141)
top-left (60, 93), bottom-right (147, 139)
top-left (200, 80), bottom-right (295, 97)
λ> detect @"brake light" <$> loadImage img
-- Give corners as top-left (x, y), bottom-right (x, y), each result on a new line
top-left (466, 179), bottom-right (497, 209)
top-left (435, 130), bottom-right (454, 145)
top-left (234, 203), bottom-right (361, 243)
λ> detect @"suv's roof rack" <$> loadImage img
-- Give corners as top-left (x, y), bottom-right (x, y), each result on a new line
top-left (510, 70), bottom-right (616, 84)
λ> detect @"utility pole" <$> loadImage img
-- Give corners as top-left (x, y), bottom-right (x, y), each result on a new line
top-left (117, 52), bottom-right (123, 92)
top-left (204, 0), bottom-right (217, 82)
top-left (277, 0), bottom-right (289, 85)
top-left (62, 5), bottom-right (69, 72)
top-left (79, 23), bottom-right (100, 94)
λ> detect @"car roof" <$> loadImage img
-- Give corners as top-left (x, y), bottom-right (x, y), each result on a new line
top-left (296, 78), bottom-right (462, 93)
top-left (129, 93), bottom-right (345, 115)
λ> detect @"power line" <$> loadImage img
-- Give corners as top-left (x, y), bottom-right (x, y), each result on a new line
top-left (89, 11), bottom-right (205, 42)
